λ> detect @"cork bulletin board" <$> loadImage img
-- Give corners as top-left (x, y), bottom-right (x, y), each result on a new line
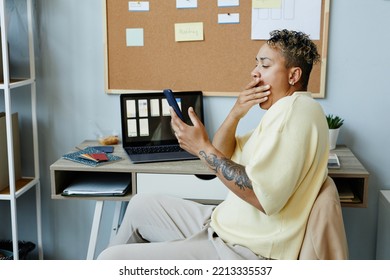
top-left (104, 0), bottom-right (330, 97)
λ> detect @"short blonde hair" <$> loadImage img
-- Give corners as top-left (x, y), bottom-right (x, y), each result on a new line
top-left (267, 29), bottom-right (320, 89)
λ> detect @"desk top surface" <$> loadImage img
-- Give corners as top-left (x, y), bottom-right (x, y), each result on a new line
top-left (328, 146), bottom-right (369, 177)
top-left (50, 140), bottom-right (212, 175)
top-left (50, 141), bottom-right (369, 178)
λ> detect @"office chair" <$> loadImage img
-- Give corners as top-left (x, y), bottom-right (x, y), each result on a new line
top-left (298, 176), bottom-right (349, 259)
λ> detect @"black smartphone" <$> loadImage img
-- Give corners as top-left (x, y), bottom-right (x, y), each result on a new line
top-left (163, 89), bottom-right (184, 120)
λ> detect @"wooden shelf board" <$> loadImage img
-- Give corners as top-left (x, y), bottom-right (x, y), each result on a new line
top-left (0, 178), bottom-right (34, 195)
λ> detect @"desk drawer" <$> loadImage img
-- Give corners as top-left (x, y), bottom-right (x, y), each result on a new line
top-left (136, 173), bottom-right (228, 203)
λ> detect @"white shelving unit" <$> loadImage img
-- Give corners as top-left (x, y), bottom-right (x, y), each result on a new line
top-left (0, 0), bottom-right (42, 260)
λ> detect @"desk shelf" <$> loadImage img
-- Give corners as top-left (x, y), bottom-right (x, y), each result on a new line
top-left (328, 146), bottom-right (369, 208)
top-left (50, 170), bottom-right (133, 201)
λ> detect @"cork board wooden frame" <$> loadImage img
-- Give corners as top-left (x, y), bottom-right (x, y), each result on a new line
top-left (104, 0), bottom-right (330, 98)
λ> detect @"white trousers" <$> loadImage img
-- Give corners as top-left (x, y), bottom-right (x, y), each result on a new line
top-left (97, 194), bottom-right (261, 260)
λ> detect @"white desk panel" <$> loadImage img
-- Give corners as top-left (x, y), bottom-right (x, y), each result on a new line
top-left (137, 173), bottom-right (228, 203)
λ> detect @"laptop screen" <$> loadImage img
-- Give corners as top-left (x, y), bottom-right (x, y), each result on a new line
top-left (120, 91), bottom-right (204, 147)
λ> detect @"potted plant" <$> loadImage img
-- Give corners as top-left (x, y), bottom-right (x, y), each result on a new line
top-left (326, 114), bottom-right (344, 150)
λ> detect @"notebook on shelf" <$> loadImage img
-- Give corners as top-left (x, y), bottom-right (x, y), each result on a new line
top-left (328, 153), bottom-right (341, 169)
top-left (120, 91), bottom-right (204, 163)
top-left (62, 172), bottom-right (131, 197)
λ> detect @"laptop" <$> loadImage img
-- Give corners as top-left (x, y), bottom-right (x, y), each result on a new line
top-left (120, 91), bottom-right (204, 163)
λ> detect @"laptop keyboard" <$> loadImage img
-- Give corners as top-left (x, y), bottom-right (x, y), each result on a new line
top-left (126, 145), bottom-right (183, 155)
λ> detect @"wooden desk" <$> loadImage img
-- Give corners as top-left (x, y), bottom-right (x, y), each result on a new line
top-left (50, 140), bottom-right (221, 259)
top-left (50, 141), bottom-right (369, 258)
top-left (50, 141), bottom-right (221, 201)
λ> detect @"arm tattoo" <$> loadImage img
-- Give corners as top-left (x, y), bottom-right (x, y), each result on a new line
top-left (199, 151), bottom-right (253, 191)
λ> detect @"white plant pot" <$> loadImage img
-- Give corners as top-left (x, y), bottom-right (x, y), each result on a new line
top-left (329, 128), bottom-right (340, 150)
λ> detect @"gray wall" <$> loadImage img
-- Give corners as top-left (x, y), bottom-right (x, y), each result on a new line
top-left (1, 0), bottom-right (389, 259)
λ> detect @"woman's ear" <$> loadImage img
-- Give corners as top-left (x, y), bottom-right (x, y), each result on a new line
top-left (288, 67), bottom-right (302, 86)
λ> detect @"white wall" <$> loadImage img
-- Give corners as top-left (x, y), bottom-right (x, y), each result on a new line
top-left (2, 0), bottom-right (390, 259)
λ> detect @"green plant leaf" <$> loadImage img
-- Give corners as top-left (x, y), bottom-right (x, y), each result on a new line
top-left (326, 114), bottom-right (344, 129)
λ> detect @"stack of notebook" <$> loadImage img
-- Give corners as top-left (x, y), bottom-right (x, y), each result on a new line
top-left (62, 146), bottom-right (121, 167)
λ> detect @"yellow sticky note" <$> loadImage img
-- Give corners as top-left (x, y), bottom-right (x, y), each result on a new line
top-left (174, 22), bottom-right (204, 42)
top-left (252, 0), bottom-right (281, 9)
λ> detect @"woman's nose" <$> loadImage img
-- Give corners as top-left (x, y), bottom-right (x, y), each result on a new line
top-left (251, 68), bottom-right (260, 78)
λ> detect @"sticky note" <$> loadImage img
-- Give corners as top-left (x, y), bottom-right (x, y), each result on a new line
top-left (126, 28), bottom-right (144, 47)
top-left (128, 1), bottom-right (150, 12)
top-left (176, 0), bottom-right (198, 9)
top-left (218, 13), bottom-right (240, 24)
top-left (174, 22), bottom-right (204, 42)
top-left (218, 0), bottom-right (240, 7)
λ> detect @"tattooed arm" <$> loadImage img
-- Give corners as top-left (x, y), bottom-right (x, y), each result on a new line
top-left (199, 149), bottom-right (265, 213)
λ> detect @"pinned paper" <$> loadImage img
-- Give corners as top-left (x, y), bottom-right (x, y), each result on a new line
top-left (176, 0), bottom-right (198, 9)
top-left (251, 0), bottom-right (321, 40)
top-left (174, 22), bottom-right (204, 42)
top-left (218, 0), bottom-right (239, 7)
top-left (126, 28), bottom-right (144, 47)
top-left (218, 13), bottom-right (240, 24)
top-left (252, 0), bottom-right (281, 9)
top-left (128, 1), bottom-right (150, 12)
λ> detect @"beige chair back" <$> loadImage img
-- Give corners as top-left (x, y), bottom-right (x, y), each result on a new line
top-left (299, 177), bottom-right (349, 260)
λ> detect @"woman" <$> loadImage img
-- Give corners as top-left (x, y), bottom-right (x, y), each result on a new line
top-left (98, 29), bottom-right (329, 260)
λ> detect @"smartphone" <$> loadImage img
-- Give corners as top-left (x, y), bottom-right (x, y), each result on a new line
top-left (90, 146), bottom-right (114, 153)
top-left (163, 89), bottom-right (184, 120)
